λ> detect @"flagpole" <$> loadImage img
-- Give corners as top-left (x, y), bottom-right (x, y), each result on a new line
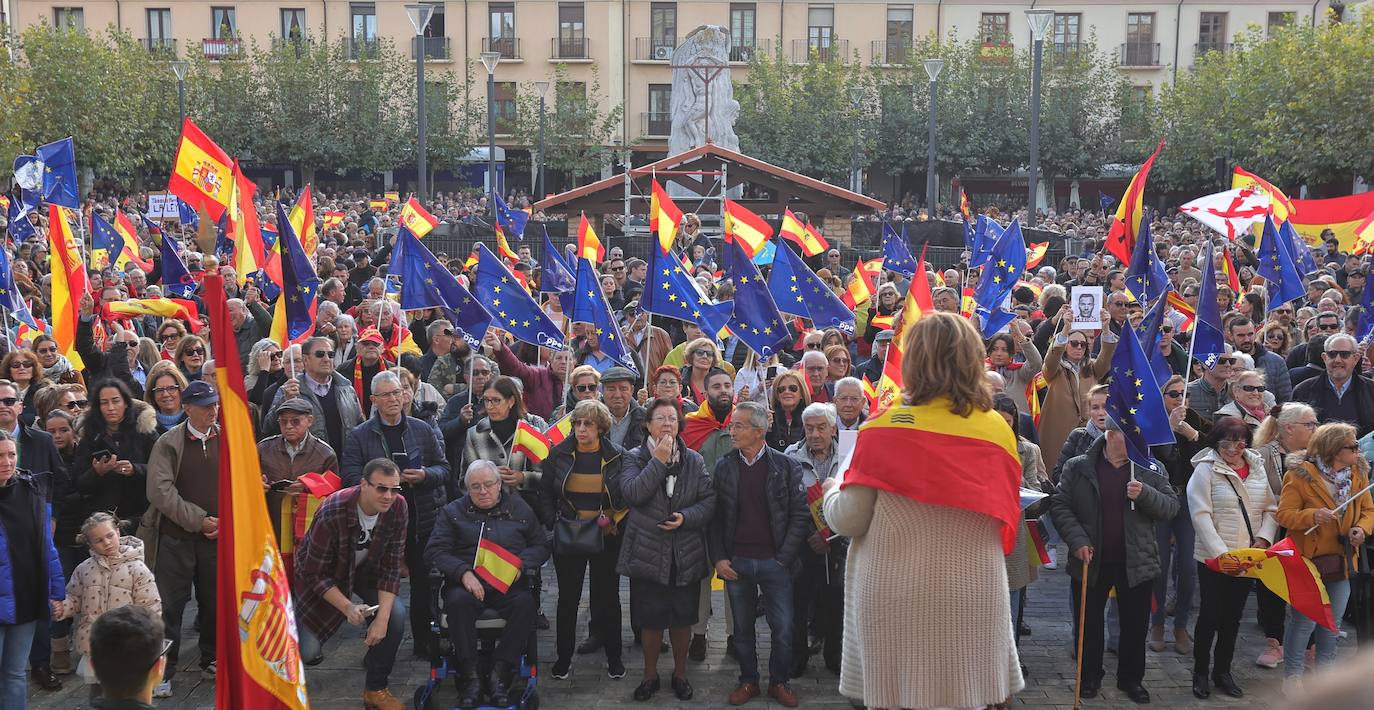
top-left (1179, 242), bottom-right (1207, 410)
top-left (1303, 479), bottom-right (1374, 534)
top-left (474, 522), bottom-right (485, 567)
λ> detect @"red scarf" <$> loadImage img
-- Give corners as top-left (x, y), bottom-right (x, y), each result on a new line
top-left (354, 357), bottom-right (368, 416)
top-left (682, 405), bottom-right (730, 451)
top-left (986, 357), bottom-right (1024, 371)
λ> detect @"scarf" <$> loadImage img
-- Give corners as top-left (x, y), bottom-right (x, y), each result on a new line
top-left (353, 357), bottom-right (365, 414)
top-left (1239, 400), bottom-right (1268, 422)
top-left (1316, 459), bottom-right (1354, 508)
top-left (1083, 418), bottom-right (1105, 440)
top-left (682, 404), bottom-right (730, 451)
top-left (648, 435), bottom-right (683, 496)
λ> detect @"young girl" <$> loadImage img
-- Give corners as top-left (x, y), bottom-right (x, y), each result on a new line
top-left (54, 512), bottom-right (162, 695)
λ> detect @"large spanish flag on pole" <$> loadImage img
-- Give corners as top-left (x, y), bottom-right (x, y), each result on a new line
top-left (167, 117), bottom-right (234, 222)
top-left (1232, 166), bottom-right (1296, 223)
top-left (1288, 191), bottom-right (1374, 252)
top-left (722, 199), bottom-right (774, 258)
top-left (207, 274), bottom-right (311, 710)
top-left (47, 204), bottom-right (87, 371)
top-left (871, 246), bottom-right (934, 413)
top-left (288, 185), bottom-right (318, 260)
top-left (227, 160), bottom-right (269, 286)
top-left (1104, 138), bottom-right (1165, 266)
top-left (650, 178), bottom-right (684, 254)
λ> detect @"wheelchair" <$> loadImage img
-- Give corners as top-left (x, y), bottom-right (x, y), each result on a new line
top-left (414, 569), bottom-right (541, 710)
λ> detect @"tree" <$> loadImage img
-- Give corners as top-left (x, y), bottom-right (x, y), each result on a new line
top-left (511, 64), bottom-right (622, 187)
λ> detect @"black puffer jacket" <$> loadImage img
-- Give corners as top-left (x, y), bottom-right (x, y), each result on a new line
top-left (617, 440), bottom-right (716, 586)
top-left (707, 446), bottom-right (809, 574)
top-left (72, 400), bottom-right (159, 527)
top-left (424, 490), bottom-right (550, 586)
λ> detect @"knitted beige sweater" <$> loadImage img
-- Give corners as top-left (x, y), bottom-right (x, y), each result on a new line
top-left (824, 486), bottom-right (1024, 709)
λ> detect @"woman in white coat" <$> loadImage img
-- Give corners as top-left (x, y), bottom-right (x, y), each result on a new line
top-left (1186, 415), bottom-right (1278, 700)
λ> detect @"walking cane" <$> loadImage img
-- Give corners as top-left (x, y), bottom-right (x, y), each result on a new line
top-left (1073, 556), bottom-right (1091, 709)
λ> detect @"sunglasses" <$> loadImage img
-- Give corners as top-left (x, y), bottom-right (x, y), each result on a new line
top-left (183, 348), bottom-right (206, 357)
top-left (36, 347), bottom-right (56, 355)
top-left (0, 397), bottom-right (19, 407)
top-left (1318, 323), bottom-right (1340, 332)
top-left (691, 350), bottom-right (712, 358)
top-left (1342, 444), bottom-right (1361, 452)
top-left (1216, 357), bottom-right (1238, 365)
top-left (574, 384), bottom-right (598, 393)
top-left (805, 343), bottom-right (823, 350)
top-left (269, 352), bottom-right (284, 361)
top-left (441, 330), bottom-right (455, 337)
top-left (64, 400), bottom-right (88, 409)
top-left (9, 361), bottom-right (32, 369)
top-left (1066, 340), bottom-right (1087, 348)
top-left (1239, 384), bottom-right (1267, 393)
top-left (776, 385), bottom-right (801, 393)
top-left (366, 479), bottom-right (405, 495)
top-left (159, 334), bottom-right (180, 342)
top-left (1326, 350), bottom-right (1355, 359)
top-left (312, 350), bottom-right (336, 359)
top-left (1164, 390), bottom-right (1184, 398)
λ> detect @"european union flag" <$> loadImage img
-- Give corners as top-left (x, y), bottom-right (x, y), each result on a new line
top-left (539, 228), bottom-right (575, 294)
top-left (962, 216), bottom-right (976, 252)
top-left (1136, 295), bottom-right (1173, 386)
top-left (492, 192), bottom-right (530, 240)
top-left (178, 198), bottom-right (200, 228)
top-left (1282, 219), bottom-right (1318, 274)
top-left (159, 234), bottom-right (197, 298)
top-left (642, 245), bottom-right (732, 338)
top-left (969, 215), bottom-right (1004, 268)
top-left (1258, 215), bottom-right (1305, 311)
top-left (1099, 191), bottom-right (1117, 215)
top-left (1124, 213), bottom-right (1168, 305)
top-left (395, 227), bottom-right (492, 348)
top-left (881, 223), bottom-right (917, 276)
top-left (90, 213), bottom-right (126, 269)
top-left (722, 239), bottom-right (790, 357)
top-left (572, 257), bottom-right (638, 373)
top-left (276, 203), bottom-right (321, 344)
top-left (35, 137), bottom-right (78, 209)
top-left (768, 239), bottom-right (855, 335)
top-left (6, 198), bottom-right (34, 241)
top-left (473, 242), bottom-right (565, 351)
top-left (972, 219), bottom-right (1026, 336)
top-left (1106, 317), bottom-right (1173, 474)
top-left (1192, 242), bottom-right (1227, 368)
top-left (0, 244), bottom-right (37, 329)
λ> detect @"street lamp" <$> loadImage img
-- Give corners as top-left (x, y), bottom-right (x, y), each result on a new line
top-left (922, 59), bottom-right (943, 217)
top-left (1025, 8), bottom-right (1054, 228)
top-left (534, 80), bottom-right (550, 199)
top-left (405, 4), bottom-right (436, 202)
top-left (847, 86), bottom-right (865, 194)
top-left (480, 51), bottom-right (502, 197)
top-left (170, 60), bottom-right (188, 125)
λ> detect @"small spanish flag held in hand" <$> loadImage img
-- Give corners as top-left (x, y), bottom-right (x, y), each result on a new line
top-left (475, 533), bottom-right (522, 593)
top-left (577, 212), bottom-right (605, 262)
top-left (512, 420), bottom-right (551, 464)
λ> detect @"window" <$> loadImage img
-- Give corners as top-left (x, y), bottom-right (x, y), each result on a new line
top-left (489, 3), bottom-right (515, 58)
top-left (147, 8), bottom-right (172, 42)
top-left (53, 7), bottom-right (84, 31)
top-left (808, 6), bottom-right (835, 57)
top-left (558, 3), bottom-right (586, 58)
top-left (1125, 86), bottom-right (1153, 139)
top-left (556, 81), bottom-right (586, 114)
top-left (351, 3), bottom-right (378, 56)
top-left (885, 6), bottom-right (913, 63)
top-left (494, 82), bottom-right (518, 134)
top-left (1125, 12), bottom-right (1156, 65)
top-left (650, 3), bottom-right (677, 54)
top-left (647, 84), bottom-right (672, 135)
top-left (1052, 13), bottom-right (1080, 56)
top-left (730, 3), bottom-right (757, 61)
top-left (1267, 11), bottom-right (1295, 35)
top-left (211, 7), bottom-right (237, 39)
top-left (1198, 12), bottom-right (1227, 53)
top-left (980, 13), bottom-right (1010, 45)
top-left (281, 9), bottom-right (306, 41)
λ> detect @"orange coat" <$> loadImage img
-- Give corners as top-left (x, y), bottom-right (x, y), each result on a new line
top-left (1276, 460), bottom-right (1374, 570)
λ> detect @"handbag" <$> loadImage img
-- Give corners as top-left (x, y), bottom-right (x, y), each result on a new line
top-left (1312, 553), bottom-right (1347, 583)
top-left (553, 515), bottom-right (604, 556)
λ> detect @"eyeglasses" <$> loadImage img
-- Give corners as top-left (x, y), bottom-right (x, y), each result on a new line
top-left (656, 379), bottom-right (680, 389)
top-left (269, 352), bottom-right (284, 361)
top-left (830, 358), bottom-right (850, 365)
top-left (183, 348), bottom-right (206, 357)
top-left (366, 479), bottom-right (405, 495)
top-left (691, 350), bottom-right (712, 358)
top-left (1326, 350), bottom-right (1355, 359)
top-left (471, 369), bottom-right (491, 376)
top-left (158, 334), bottom-right (180, 343)
top-left (1066, 341), bottom-right (1087, 348)
top-left (373, 389), bottom-right (403, 400)
top-left (9, 361), bottom-right (32, 369)
top-left (1216, 357), bottom-right (1238, 366)
top-left (1239, 384), bottom-right (1267, 393)
top-left (311, 350), bottom-right (335, 359)
top-left (1296, 421), bottom-right (1319, 429)
top-left (1318, 322), bottom-right (1340, 332)
top-left (144, 638), bottom-right (174, 671)
top-left (776, 385), bottom-right (801, 394)
top-left (1218, 440), bottom-right (1248, 450)
top-left (1163, 390), bottom-right (1184, 398)
top-left (35, 347), bottom-right (56, 355)
top-left (574, 384), bottom-right (598, 393)
top-left (1341, 444), bottom-right (1361, 452)
top-left (0, 397), bottom-right (19, 407)
top-left (152, 386), bottom-right (181, 397)
top-left (481, 396), bottom-right (507, 406)
top-left (441, 330), bottom-right (455, 337)
top-left (610, 265), bottom-right (625, 272)
top-left (64, 400), bottom-right (88, 410)
top-left (468, 480), bottom-right (501, 492)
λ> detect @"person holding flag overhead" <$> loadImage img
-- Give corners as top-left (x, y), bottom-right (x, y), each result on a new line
top-left (426, 459), bottom-right (548, 708)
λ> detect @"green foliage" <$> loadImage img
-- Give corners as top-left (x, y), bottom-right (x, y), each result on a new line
top-left (511, 64), bottom-right (623, 187)
top-left (735, 45), bottom-right (860, 184)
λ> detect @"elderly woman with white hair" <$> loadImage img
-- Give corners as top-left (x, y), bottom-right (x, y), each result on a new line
top-left (331, 314), bottom-right (358, 369)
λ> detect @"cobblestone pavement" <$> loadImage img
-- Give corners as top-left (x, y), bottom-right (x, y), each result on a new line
top-left (29, 545), bottom-right (1348, 709)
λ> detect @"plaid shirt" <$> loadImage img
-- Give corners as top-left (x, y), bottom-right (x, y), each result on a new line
top-left (293, 485), bottom-right (408, 642)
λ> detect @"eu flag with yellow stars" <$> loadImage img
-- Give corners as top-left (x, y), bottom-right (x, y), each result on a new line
top-left (492, 192), bottom-right (530, 240)
top-left (273, 203), bottom-right (321, 346)
top-left (972, 218), bottom-right (1026, 337)
top-left (723, 238), bottom-right (790, 358)
top-left (0, 243), bottom-right (37, 330)
top-left (572, 257), bottom-right (638, 374)
top-left (1106, 318), bottom-right (1173, 474)
top-left (472, 242), bottom-right (565, 351)
top-left (1258, 214), bottom-right (1305, 311)
top-left (1124, 214), bottom-right (1169, 306)
top-left (881, 222), bottom-right (918, 277)
top-left (396, 226), bottom-right (492, 348)
top-left (767, 238), bottom-right (855, 335)
top-left (641, 245), bottom-right (732, 339)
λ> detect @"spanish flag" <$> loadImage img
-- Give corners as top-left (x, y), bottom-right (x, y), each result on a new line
top-left (779, 208), bottom-right (828, 257)
top-left (107, 298), bottom-right (202, 332)
top-left (1232, 166), bottom-right (1296, 223)
top-left (1025, 371), bottom-right (1048, 426)
top-left (288, 186), bottom-right (317, 259)
top-left (959, 188), bottom-right (973, 221)
top-left (112, 211), bottom-right (154, 272)
top-left (1205, 537), bottom-right (1335, 631)
top-left (722, 199), bottom-right (773, 258)
top-left (576, 212), bottom-right (604, 262)
top-left (545, 413), bottom-right (573, 447)
top-left (495, 228), bottom-right (520, 262)
top-left (47, 204), bottom-right (87, 371)
top-left (384, 190), bottom-right (400, 205)
top-left (650, 178), bottom-right (683, 254)
top-left (1353, 211), bottom-right (1374, 255)
top-left (806, 481), bottom-right (832, 537)
top-left (227, 161), bottom-right (269, 286)
top-left (368, 199), bottom-right (388, 211)
top-left (1167, 291), bottom-right (1196, 331)
top-left (464, 249), bottom-right (479, 271)
top-left (206, 274), bottom-right (311, 710)
top-left (511, 420), bottom-right (551, 464)
top-left (840, 258), bottom-right (881, 309)
top-left (398, 197), bottom-right (439, 238)
top-left (474, 534), bottom-right (522, 593)
top-left (1104, 138), bottom-right (1165, 266)
top-left (167, 117), bottom-right (234, 222)
top-left (1220, 247), bottom-right (1240, 293)
top-left (872, 247), bottom-right (933, 413)
top-left (843, 398), bottom-right (1022, 553)
top-left (321, 211), bottom-right (345, 231)
top-left (1288, 191), bottom-right (1374, 252)
top-left (1025, 241), bottom-right (1049, 270)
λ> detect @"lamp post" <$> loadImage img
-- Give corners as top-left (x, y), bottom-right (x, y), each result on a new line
top-left (170, 60), bottom-right (188, 124)
top-left (847, 86), bottom-right (865, 194)
top-left (922, 59), bottom-right (943, 217)
top-left (480, 51), bottom-right (502, 197)
top-left (534, 80), bottom-right (550, 199)
top-left (1025, 8), bottom-right (1054, 228)
top-left (405, 4), bottom-right (436, 202)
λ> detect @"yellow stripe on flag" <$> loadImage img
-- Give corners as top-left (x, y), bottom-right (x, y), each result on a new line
top-left (475, 538), bottom-right (522, 593)
top-left (47, 205), bottom-right (86, 371)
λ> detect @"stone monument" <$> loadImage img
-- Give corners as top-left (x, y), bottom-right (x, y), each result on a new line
top-left (668, 25), bottom-right (740, 157)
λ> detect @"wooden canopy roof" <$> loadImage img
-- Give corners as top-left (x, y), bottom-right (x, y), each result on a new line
top-left (531, 143), bottom-right (885, 217)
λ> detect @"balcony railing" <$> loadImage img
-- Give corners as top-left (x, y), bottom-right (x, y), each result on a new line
top-left (635, 36), bottom-right (679, 61)
top-left (1194, 41), bottom-right (1231, 59)
top-left (271, 36), bottom-right (312, 53)
top-left (791, 38), bottom-right (848, 63)
top-left (142, 37), bottom-right (177, 57)
top-left (415, 36), bottom-right (451, 60)
top-left (641, 112), bottom-right (671, 138)
top-left (979, 41), bottom-right (1014, 63)
top-left (1119, 42), bottom-right (1161, 67)
top-left (550, 36), bottom-right (589, 60)
top-left (728, 38), bottom-right (769, 62)
top-left (481, 36), bottom-right (517, 60)
top-left (1050, 41), bottom-right (1083, 60)
top-left (350, 37), bottom-right (380, 60)
top-left (870, 39), bottom-right (911, 65)
top-left (202, 38), bottom-right (242, 60)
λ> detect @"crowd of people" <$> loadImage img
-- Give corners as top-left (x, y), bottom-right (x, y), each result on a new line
top-left (0, 186), bottom-right (1371, 710)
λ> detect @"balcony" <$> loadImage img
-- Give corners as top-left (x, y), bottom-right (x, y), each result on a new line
top-left (202, 38), bottom-right (242, 60)
top-left (415, 36), bottom-right (451, 60)
top-left (271, 36), bottom-right (312, 53)
top-left (481, 36), bottom-right (518, 61)
top-left (728, 38), bottom-right (769, 63)
top-left (1119, 42), bottom-right (1161, 67)
top-left (635, 37), bottom-right (679, 62)
top-left (1050, 41), bottom-right (1083, 61)
top-left (869, 39), bottom-right (912, 65)
top-left (1193, 41), bottom-right (1231, 62)
top-left (978, 41), bottom-right (1014, 64)
top-left (641, 112), bottom-right (671, 138)
top-left (141, 37), bottom-right (177, 57)
top-left (550, 36), bottom-right (590, 61)
top-left (791, 38), bottom-right (848, 63)
top-left (350, 38), bottom-right (380, 60)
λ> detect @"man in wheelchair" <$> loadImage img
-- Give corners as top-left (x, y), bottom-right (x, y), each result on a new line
top-left (425, 460), bottom-right (550, 707)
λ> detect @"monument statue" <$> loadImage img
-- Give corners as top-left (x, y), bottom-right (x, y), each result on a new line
top-left (668, 25), bottom-right (740, 157)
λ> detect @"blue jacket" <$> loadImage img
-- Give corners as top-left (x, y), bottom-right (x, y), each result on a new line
top-left (0, 471), bottom-right (66, 624)
top-left (340, 412), bottom-right (450, 538)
